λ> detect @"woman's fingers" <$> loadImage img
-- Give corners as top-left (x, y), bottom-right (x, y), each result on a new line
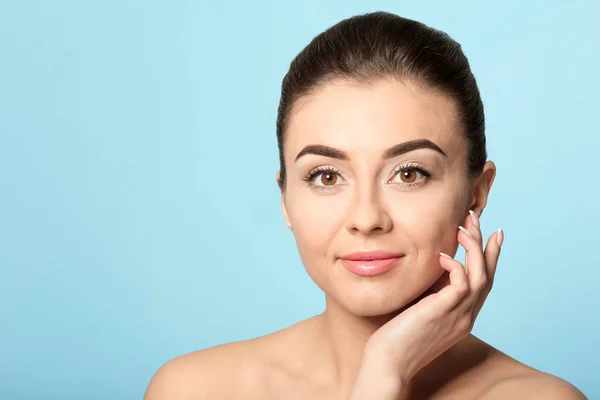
top-left (435, 253), bottom-right (470, 312)
top-left (484, 229), bottom-right (503, 281)
top-left (435, 213), bottom-right (503, 320)
top-left (466, 209), bottom-right (483, 247)
top-left (472, 229), bottom-right (503, 318)
top-left (457, 222), bottom-right (487, 296)
top-left (462, 209), bottom-right (484, 277)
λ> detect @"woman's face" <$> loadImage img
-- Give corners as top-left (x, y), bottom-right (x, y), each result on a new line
top-left (278, 78), bottom-right (488, 317)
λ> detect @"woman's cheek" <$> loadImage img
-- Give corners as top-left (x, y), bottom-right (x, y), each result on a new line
top-left (305, 213), bottom-right (343, 254)
top-left (391, 198), bottom-right (459, 252)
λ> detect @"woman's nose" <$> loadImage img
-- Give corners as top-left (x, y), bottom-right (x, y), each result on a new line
top-left (344, 185), bottom-right (393, 236)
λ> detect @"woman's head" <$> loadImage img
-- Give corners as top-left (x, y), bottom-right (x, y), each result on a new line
top-left (275, 11), bottom-right (496, 316)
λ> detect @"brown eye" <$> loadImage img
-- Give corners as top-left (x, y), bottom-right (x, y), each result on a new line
top-left (320, 172), bottom-right (337, 185)
top-left (390, 164), bottom-right (431, 187)
top-left (303, 166), bottom-right (345, 191)
top-left (400, 170), bottom-right (417, 183)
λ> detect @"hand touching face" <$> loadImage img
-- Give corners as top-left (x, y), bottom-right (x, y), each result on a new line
top-left (360, 209), bottom-right (503, 383)
top-left (280, 78), bottom-right (496, 316)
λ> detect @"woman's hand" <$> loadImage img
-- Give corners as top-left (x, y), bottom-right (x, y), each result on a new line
top-left (358, 209), bottom-right (504, 389)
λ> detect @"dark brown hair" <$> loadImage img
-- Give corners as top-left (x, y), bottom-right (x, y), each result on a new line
top-left (275, 11), bottom-right (487, 190)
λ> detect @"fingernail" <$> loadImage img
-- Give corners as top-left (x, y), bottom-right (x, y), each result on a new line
top-left (440, 252), bottom-right (453, 259)
top-left (458, 226), bottom-right (473, 238)
top-left (496, 228), bottom-right (504, 247)
top-left (469, 209), bottom-right (480, 227)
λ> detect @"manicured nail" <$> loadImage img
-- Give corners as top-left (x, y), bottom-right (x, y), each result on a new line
top-left (458, 226), bottom-right (473, 238)
top-left (497, 228), bottom-right (504, 247)
top-left (440, 252), bottom-right (453, 259)
top-left (469, 209), bottom-right (480, 227)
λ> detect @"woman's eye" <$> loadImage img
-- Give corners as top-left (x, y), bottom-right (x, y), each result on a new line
top-left (302, 167), bottom-right (344, 191)
top-left (314, 172), bottom-right (338, 186)
top-left (392, 168), bottom-right (427, 185)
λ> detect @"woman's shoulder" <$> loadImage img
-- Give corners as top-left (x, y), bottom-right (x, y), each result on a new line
top-left (456, 336), bottom-right (586, 399)
top-left (475, 371), bottom-right (587, 399)
top-left (411, 335), bottom-right (586, 399)
top-left (143, 326), bottom-right (298, 400)
top-left (470, 338), bottom-right (586, 399)
top-left (143, 339), bottom-right (267, 399)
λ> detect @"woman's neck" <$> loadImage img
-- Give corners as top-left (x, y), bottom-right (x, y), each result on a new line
top-left (304, 298), bottom-right (407, 394)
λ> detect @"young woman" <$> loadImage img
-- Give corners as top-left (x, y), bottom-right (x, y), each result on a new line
top-left (145, 11), bottom-right (586, 400)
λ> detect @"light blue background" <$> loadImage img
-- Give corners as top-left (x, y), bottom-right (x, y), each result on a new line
top-left (1, 1), bottom-right (599, 399)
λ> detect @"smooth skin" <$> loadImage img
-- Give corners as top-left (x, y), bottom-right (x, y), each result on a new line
top-left (349, 210), bottom-right (503, 398)
top-left (144, 78), bottom-right (587, 399)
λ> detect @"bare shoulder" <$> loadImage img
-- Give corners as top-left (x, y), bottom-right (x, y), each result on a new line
top-left (143, 317), bottom-right (315, 400)
top-left (477, 371), bottom-right (587, 400)
top-left (415, 335), bottom-right (587, 400)
top-left (143, 339), bottom-right (271, 400)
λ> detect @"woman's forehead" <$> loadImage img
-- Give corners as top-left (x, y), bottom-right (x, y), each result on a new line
top-left (286, 79), bottom-right (465, 158)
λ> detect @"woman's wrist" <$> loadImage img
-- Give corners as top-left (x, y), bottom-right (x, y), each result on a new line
top-left (346, 357), bottom-right (409, 400)
top-left (346, 374), bottom-right (407, 400)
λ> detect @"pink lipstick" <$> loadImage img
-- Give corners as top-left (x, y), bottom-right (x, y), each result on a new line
top-left (339, 250), bottom-right (404, 277)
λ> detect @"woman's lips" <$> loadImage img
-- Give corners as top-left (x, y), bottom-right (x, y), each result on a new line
top-left (339, 251), bottom-right (405, 277)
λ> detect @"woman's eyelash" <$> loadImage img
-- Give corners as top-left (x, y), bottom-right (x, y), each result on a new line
top-left (302, 165), bottom-right (340, 182)
top-left (391, 163), bottom-right (433, 180)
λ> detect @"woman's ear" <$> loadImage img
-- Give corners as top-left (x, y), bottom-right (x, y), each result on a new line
top-left (276, 170), bottom-right (291, 228)
top-left (275, 170), bottom-right (283, 191)
top-left (469, 160), bottom-right (496, 217)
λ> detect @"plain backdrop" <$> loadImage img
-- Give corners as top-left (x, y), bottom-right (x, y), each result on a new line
top-left (1, 1), bottom-right (599, 399)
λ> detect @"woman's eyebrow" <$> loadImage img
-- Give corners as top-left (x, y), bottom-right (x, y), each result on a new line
top-left (294, 139), bottom-right (447, 162)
